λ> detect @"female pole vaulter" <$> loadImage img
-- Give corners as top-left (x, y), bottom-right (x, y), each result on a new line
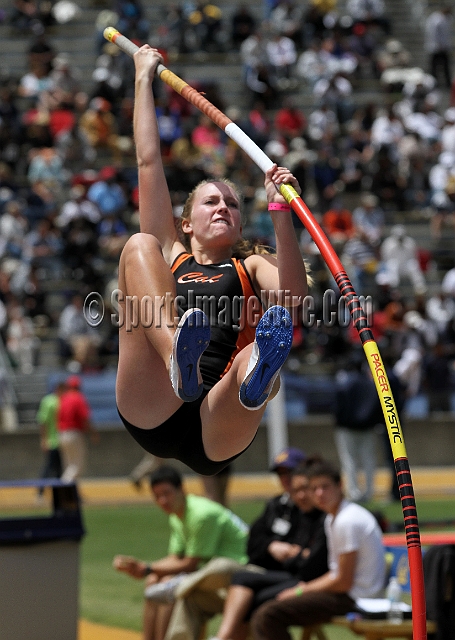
top-left (115, 46), bottom-right (309, 475)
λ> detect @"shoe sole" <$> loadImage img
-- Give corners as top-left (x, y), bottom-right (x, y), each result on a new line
top-left (239, 306), bottom-right (293, 409)
top-left (173, 308), bottom-right (210, 402)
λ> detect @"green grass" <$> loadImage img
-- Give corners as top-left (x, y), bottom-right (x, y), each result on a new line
top-left (80, 500), bottom-right (266, 631)
top-left (80, 497), bottom-right (455, 635)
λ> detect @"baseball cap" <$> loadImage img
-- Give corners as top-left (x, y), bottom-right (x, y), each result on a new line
top-left (270, 447), bottom-right (306, 472)
top-left (66, 375), bottom-right (81, 389)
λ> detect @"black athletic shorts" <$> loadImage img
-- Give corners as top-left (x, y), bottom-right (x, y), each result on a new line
top-left (118, 392), bottom-right (253, 476)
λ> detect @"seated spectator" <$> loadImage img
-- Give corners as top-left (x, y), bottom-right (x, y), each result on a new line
top-left (339, 145), bottom-right (364, 193)
top-left (312, 145), bottom-right (342, 212)
top-left (377, 225), bottom-right (427, 296)
top-left (245, 62), bottom-right (279, 109)
top-left (161, 3), bottom-right (190, 55)
top-left (341, 228), bottom-right (379, 295)
top-left (6, 300), bottom-right (40, 374)
top-left (57, 185), bottom-right (101, 228)
top-left (304, 1), bottom-right (336, 42)
top-left (248, 447), bottom-right (308, 571)
top-left (266, 30), bottom-right (298, 90)
top-left (47, 53), bottom-right (86, 112)
top-left (375, 39), bottom-right (411, 77)
top-left (240, 30), bottom-right (267, 80)
top-left (27, 146), bottom-right (67, 195)
top-left (274, 96), bottom-right (307, 145)
top-left (155, 101), bottom-right (183, 156)
top-left (295, 39), bottom-right (331, 88)
top-left (188, 1), bottom-right (224, 53)
top-left (18, 61), bottom-right (55, 103)
top-left (97, 213), bottom-right (129, 259)
top-left (425, 288), bottom-right (455, 340)
top-left (346, 0), bottom-right (390, 35)
top-left (230, 4), bottom-right (256, 49)
top-left (322, 200), bottom-right (355, 248)
top-left (248, 459), bottom-right (386, 639)
top-left (191, 114), bottom-right (224, 153)
top-left (79, 98), bottom-right (125, 162)
top-left (441, 264), bottom-right (455, 298)
top-left (10, 0), bottom-right (39, 30)
top-left (56, 124), bottom-right (96, 172)
top-left (295, 37), bottom-right (342, 88)
top-left (244, 101), bottom-right (271, 148)
top-left (86, 167), bottom-right (127, 219)
top-left (370, 106), bottom-right (404, 152)
top-left (246, 188), bottom-right (276, 247)
top-left (429, 151), bottom-right (455, 205)
top-left (113, 466), bottom-right (248, 640)
top-left (352, 193), bottom-right (384, 245)
top-left (402, 156), bottom-right (431, 211)
top-left (269, 0), bottom-right (304, 48)
top-left (58, 293), bottom-right (101, 371)
top-left (60, 216), bottom-right (99, 283)
top-left (313, 72), bottom-right (354, 124)
top-left (115, 0), bottom-right (150, 43)
top-left (403, 100), bottom-right (443, 145)
top-left (213, 459), bottom-right (328, 640)
top-left (26, 32), bottom-right (56, 73)
top-left (0, 200), bottom-right (29, 260)
top-left (23, 217), bottom-right (64, 277)
top-left (441, 108), bottom-right (455, 155)
top-left (307, 104), bottom-right (339, 142)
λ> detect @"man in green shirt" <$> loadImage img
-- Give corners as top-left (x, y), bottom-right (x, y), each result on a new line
top-left (37, 381), bottom-right (66, 496)
top-left (114, 466), bottom-right (248, 640)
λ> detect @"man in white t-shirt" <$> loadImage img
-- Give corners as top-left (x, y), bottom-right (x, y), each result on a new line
top-left (251, 460), bottom-right (385, 639)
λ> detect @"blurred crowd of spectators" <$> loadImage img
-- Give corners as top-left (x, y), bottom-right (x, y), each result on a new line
top-left (0, 0), bottom-right (454, 411)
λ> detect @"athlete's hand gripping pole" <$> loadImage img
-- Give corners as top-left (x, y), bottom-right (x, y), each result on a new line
top-left (104, 28), bottom-right (427, 639)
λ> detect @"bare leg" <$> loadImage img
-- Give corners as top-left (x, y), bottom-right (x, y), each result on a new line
top-left (116, 233), bottom-right (182, 429)
top-left (201, 345), bottom-right (280, 461)
top-left (143, 601), bottom-right (174, 640)
top-left (217, 585), bottom-right (255, 640)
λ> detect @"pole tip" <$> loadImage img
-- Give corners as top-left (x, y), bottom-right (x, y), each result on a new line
top-left (103, 27), bottom-right (119, 43)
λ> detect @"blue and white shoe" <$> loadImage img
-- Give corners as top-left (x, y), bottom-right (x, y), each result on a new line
top-left (239, 306), bottom-right (293, 410)
top-left (170, 308), bottom-right (210, 402)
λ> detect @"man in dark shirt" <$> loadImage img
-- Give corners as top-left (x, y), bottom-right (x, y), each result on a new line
top-left (248, 447), bottom-right (307, 571)
top-left (212, 460), bottom-right (328, 640)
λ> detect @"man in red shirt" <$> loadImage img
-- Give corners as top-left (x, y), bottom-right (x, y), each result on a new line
top-left (57, 375), bottom-right (98, 482)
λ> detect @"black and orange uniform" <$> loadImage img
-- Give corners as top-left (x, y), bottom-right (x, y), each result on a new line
top-left (172, 252), bottom-right (262, 389)
top-left (119, 252), bottom-right (264, 476)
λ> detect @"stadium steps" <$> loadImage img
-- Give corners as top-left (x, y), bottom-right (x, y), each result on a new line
top-left (13, 367), bottom-right (50, 429)
top-left (0, 0), bottom-right (423, 111)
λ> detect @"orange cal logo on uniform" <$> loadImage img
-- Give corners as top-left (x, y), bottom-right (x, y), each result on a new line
top-left (178, 272), bottom-right (224, 284)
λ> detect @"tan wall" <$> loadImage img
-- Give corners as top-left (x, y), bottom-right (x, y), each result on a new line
top-left (0, 415), bottom-right (453, 480)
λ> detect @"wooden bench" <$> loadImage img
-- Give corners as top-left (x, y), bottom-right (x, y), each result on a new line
top-left (324, 616), bottom-right (436, 639)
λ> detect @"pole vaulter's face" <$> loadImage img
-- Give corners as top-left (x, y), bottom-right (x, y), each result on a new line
top-left (183, 182), bottom-right (242, 250)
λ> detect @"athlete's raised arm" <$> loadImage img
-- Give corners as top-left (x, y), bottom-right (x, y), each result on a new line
top-left (133, 46), bottom-right (180, 261)
top-left (246, 165), bottom-right (308, 305)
